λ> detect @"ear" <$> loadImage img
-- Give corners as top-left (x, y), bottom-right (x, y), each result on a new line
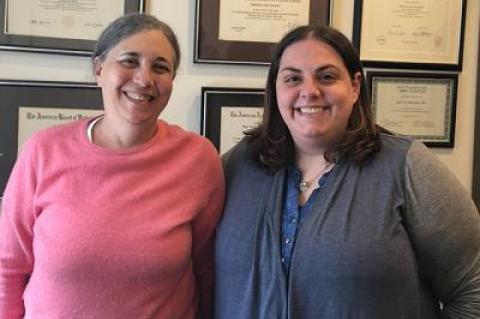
top-left (351, 72), bottom-right (362, 103)
top-left (93, 57), bottom-right (103, 84)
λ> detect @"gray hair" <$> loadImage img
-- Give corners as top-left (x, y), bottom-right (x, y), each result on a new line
top-left (92, 13), bottom-right (181, 75)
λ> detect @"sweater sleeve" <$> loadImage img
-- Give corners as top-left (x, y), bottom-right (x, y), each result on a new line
top-left (404, 141), bottom-right (480, 318)
top-left (0, 141), bottom-right (38, 318)
top-left (191, 142), bottom-right (225, 319)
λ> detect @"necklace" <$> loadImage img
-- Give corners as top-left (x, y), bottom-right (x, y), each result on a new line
top-left (87, 115), bottom-right (104, 143)
top-left (298, 162), bottom-right (332, 193)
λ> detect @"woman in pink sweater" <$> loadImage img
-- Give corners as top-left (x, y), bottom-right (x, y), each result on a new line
top-left (0, 14), bottom-right (225, 319)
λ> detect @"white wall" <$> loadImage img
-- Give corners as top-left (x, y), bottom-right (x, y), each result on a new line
top-left (0, 0), bottom-right (478, 192)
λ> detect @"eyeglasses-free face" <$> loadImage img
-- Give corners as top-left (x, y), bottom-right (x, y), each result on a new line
top-left (275, 38), bottom-right (361, 153)
top-left (95, 29), bottom-right (175, 131)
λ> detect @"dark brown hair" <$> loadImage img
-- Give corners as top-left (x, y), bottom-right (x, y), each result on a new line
top-left (246, 25), bottom-right (381, 171)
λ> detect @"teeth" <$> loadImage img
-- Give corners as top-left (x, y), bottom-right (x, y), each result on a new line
top-left (298, 106), bottom-right (327, 114)
top-left (126, 92), bottom-right (152, 101)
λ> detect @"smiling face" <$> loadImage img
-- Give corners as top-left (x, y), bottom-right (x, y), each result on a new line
top-left (275, 38), bottom-right (361, 152)
top-left (95, 29), bottom-right (175, 130)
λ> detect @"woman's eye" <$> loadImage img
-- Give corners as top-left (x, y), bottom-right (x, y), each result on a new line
top-left (284, 75), bottom-right (301, 83)
top-left (153, 64), bottom-right (171, 74)
top-left (120, 58), bottom-right (137, 67)
top-left (318, 73), bottom-right (337, 83)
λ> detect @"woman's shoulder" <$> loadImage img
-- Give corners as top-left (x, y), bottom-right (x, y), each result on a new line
top-left (221, 139), bottom-right (270, 183)
top-left (160, 120), bottom-right (206, 140)
top-left (377, 134), bottom-right (436, 163)
top-left (363, 134), bottom-right (446, 183)
top-left (13, 119), bottom-right (89, 172)
top-left (356, 134), bottom-right (417, 175)
top-left (371, 134), bottom-right (416, 163)
top-left (23, 118), bottom-right (88, 148)
top-left (378, 134), bottom-right (414, 153)
top-left (160, 120), bottom-right (214, 147)
top-left (222, 139), bottom-right (255, 166)
top-left (158, 120), bottom-right (221, 165)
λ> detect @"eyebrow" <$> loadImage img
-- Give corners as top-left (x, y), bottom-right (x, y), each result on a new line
top-left (119, 51), bottom-right (172, 65)
top-left (278, 64), bottom-right (339, 74)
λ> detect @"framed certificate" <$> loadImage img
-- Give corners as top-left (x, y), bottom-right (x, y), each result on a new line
top-left (0, 80), bottom-right (103, 196)
top-left (201, 87), bottom-right (264, 154)
top-left (353, 0), bottom-right (466, 70)
top-left (366, 71), bottom-right (458, 147)
top-left (0, 0), bottom-right (144, 55)
top-left (194, 0), bottom-right (331, 65)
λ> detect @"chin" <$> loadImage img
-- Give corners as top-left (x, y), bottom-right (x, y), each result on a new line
top-left (301, 127), bottom-right (329, 137)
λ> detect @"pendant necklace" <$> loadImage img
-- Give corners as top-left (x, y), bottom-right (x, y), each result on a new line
top-left (298, 163), bottom-right (332, 193)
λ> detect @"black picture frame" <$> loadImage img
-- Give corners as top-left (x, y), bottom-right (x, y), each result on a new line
top-left (366, 71), bottom-right (458, 147)
top-left (201, 87), bottom-right (264, 153)
top-left (0, 0), bottom-right (144, 56)
top-left (0, 80), bottom-right (103, 196)
top-left (194, 0), bottom-right (331, 65)
top-left (352, 0), bottom-right (466, 71)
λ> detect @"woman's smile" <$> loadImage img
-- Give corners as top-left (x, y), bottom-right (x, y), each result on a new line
top-left (294, 105), bottom-right (331, 114)
top-left (124, 91), bottom-right (155, 103)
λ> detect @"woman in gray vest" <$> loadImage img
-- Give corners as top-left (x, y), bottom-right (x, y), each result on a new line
top-left (215, 25), bottom-right (480, 318)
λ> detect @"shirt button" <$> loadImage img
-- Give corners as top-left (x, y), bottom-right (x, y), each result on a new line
top-left (285, 238), bottom-right (291, 244)
top-left (291, 218), bottom-right (297, 224)
top-left (281, 257), bottom-right (285, 263)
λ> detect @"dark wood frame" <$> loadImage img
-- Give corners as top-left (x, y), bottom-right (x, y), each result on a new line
top-left (0, 0), bottom-right (144, 55)
top-left (366, 71), bottom-right (458, 147)
top-left (352, 0), bottom-right (466, 71)
top-left (473, 31), bottom-right (480, 208)
top-left (194, 0), bottom-right (331, 65)
top-left (200, 87), bottom-right (264, 152)
top-left (0, 80), bottom-right (103, 196)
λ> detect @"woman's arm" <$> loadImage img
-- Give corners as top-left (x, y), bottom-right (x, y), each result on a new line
top-left (191, 143), bottom-right (225, 319)
top-left (404, 141), bottom-right (480, 318)
top-left (0, 141), bottom-right (38, 318)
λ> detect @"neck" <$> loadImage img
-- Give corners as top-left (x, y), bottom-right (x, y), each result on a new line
top-left (92, 117), bottom-right (158, 149)
top-left (295, 149), bottom-right (329, 176)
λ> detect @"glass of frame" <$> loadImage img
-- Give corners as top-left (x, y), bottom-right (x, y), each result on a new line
top-left (0, 80), bottom-right (103, 196)
top-left (352, 0), bottom-right (466, 71)
top-left (201, 87), bottom-right (264, 154)
top-left (194, 0), bottom-right (331, 65)
top-left (0, 0), bottom-right (144, 55)
top-left (366, 71), bottom-right (458, 148)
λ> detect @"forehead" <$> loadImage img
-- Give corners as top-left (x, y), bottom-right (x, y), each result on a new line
top-left (109, 30), bottom-right (174, 60)
top-left (279, 38), bottom-right (345, 68)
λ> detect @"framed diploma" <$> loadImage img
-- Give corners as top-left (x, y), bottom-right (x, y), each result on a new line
top-left (201, 87), bottom-right (264, 154)
top-left (353, 0), bottom-right (466, 71)
top-left (0, 0), bottom-right (144, 55)
top-left (366, 71), bottom-right (458, 147)
top-left (194, 0), bottom-right (331, 65)
top-left (0, 80), bottom-right (103, 196)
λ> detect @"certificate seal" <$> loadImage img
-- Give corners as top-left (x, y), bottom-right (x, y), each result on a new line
top-left (376, 35), bottom-right (386, 45)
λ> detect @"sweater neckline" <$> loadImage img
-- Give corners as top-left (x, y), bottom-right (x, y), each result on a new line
top-left (81, 117), bottom-right (167, 156)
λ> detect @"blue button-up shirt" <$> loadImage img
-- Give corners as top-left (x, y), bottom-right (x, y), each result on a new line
top-left (281, 166), bottom-right (331, 273)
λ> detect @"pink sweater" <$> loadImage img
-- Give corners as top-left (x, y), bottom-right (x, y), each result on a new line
top-left (0, 118), bottom-right (225, 319)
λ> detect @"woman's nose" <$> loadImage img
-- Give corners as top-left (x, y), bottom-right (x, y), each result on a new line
top-left (133, 66), bottom-right (154, 87)
top-left (300, 77), bottom-right (321, 99)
